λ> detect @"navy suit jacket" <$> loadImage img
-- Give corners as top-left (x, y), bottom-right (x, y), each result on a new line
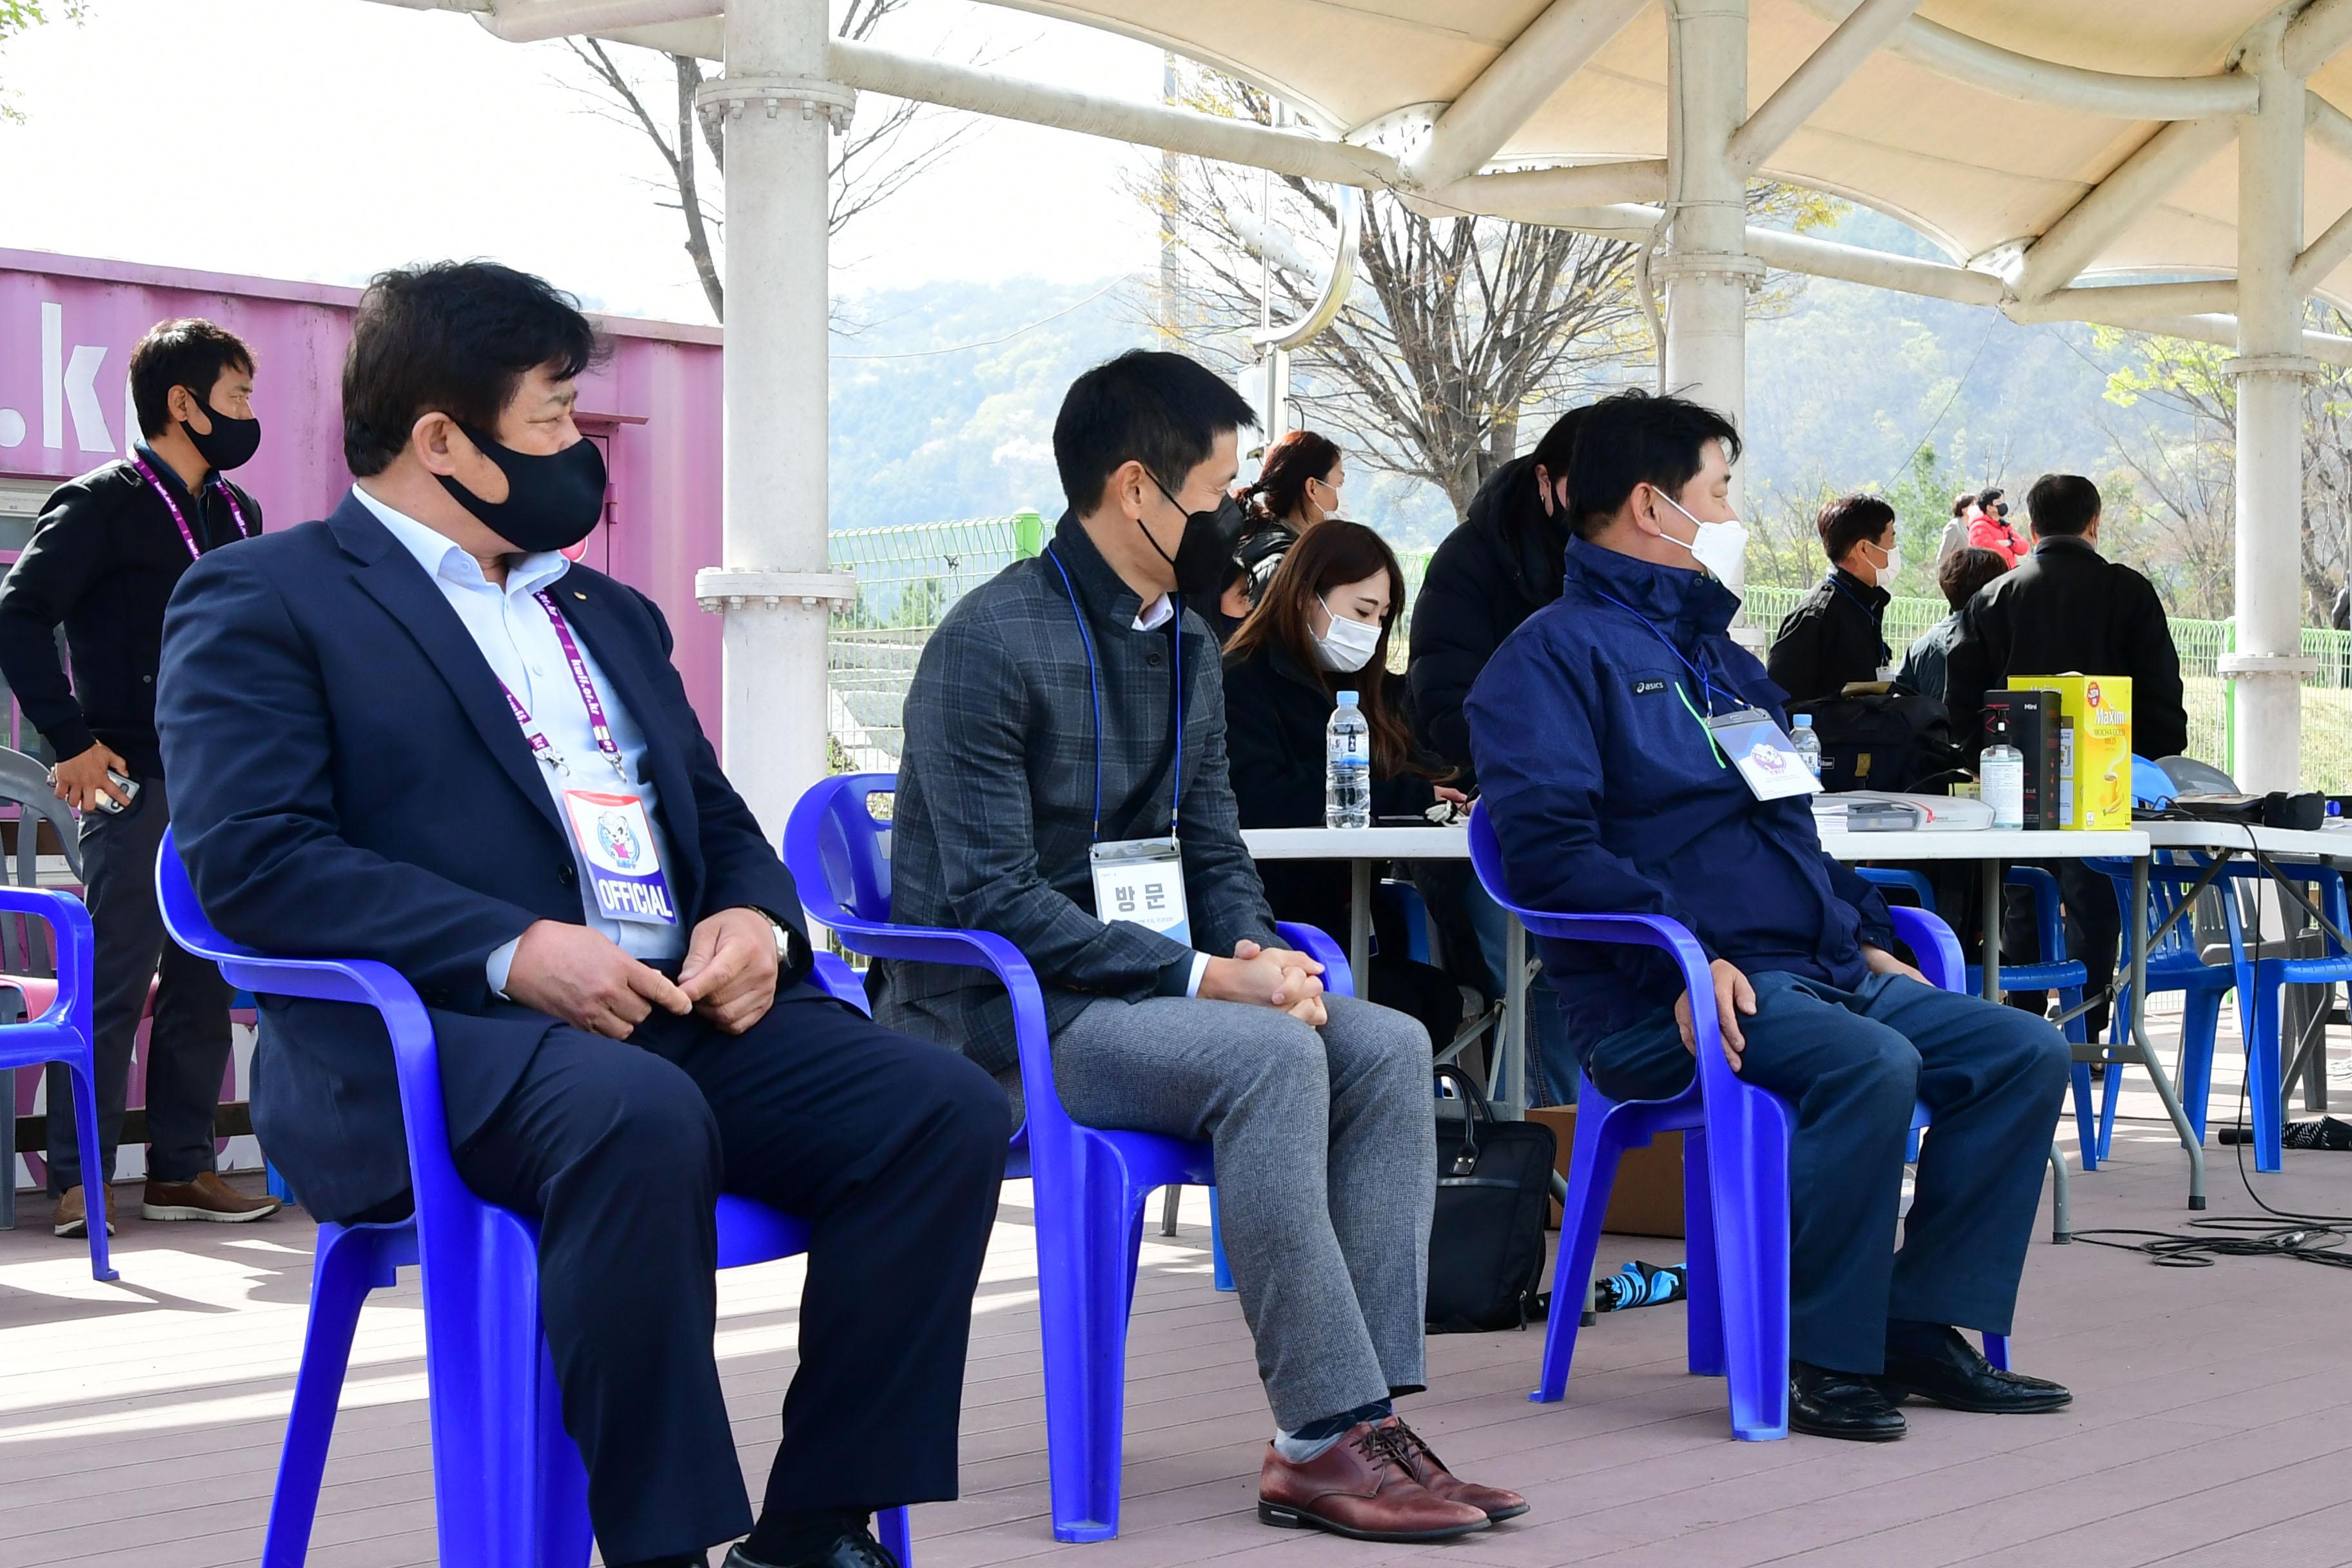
top-left (155, 492), bottom-right (809, 1222)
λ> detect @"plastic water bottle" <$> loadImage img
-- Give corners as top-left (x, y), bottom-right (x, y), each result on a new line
top-left (1325, 690), bottom-right (1371, 829)
top-left (1790, 713), bottom-right (1823, 779)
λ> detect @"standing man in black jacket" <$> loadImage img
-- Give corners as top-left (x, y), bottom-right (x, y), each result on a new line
top-left (1406, 406), bottom-right (1588, 1104)
top-left (1766, 494), bottom-right (1900, 702)
top-left (1945, 473), bottom-right (2188, 1034)
top-left (0, 318), bottom-right (280, 1240)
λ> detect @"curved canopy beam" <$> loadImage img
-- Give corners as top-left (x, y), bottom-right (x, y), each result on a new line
top-left (1398, 0), bottom-right (1651, 190)
top-left (1251, 184), bottom-right (1362, 353)
top-left (1787, 0), bottom-right (2259, 120)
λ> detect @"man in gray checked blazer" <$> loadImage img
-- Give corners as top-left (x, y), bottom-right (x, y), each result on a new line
top-left (880, 351), bottom-right (1527, 1544)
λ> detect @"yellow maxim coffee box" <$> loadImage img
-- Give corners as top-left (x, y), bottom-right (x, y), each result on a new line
top-left (2010, 674), bottom-right (2132, 829)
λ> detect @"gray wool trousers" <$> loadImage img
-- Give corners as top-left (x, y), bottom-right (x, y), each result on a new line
top-left (1049, 992), bottom-right (1435, 1431)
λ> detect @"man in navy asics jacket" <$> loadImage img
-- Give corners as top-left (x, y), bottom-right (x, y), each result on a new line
top-left (1467, 391), bottom-right (2070, 1443)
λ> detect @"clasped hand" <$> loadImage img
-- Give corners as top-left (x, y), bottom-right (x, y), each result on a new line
top-left (503, 906), bottom-right (779, 1039)
top-left (1201, 938), bottom-right (1327, 1026)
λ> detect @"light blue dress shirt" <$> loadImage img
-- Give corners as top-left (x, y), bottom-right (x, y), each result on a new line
top-left (349, 485), bottom-right (688, 993)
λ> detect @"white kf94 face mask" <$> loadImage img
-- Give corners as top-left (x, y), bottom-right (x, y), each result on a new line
top-left (1656, 489), bottom-right (1750, 585)
top-left (1312, 596), bottom-right (1384, 672)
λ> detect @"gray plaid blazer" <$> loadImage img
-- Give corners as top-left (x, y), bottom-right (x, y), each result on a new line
top-left (877, 511), bottom-right (1280, 1078)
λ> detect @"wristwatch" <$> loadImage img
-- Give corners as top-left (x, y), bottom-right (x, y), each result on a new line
top-left (753, 907), bottom-right (801, 970)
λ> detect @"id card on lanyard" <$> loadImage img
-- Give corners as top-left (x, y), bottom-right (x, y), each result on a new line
top-left (1705, 707), bottom-right (1821, 801)
top-left (502, 591), bottom-right (680, 927)
top-left (1594, 588), bottom-right (1819, 803)
top-left (1088, 838), bottom-right (1190, 943)
top-left (1049, 549), bottom-right (1193, 946)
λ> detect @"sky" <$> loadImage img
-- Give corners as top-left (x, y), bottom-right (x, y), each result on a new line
top-left (0, 0), bottom-right (1166, 324)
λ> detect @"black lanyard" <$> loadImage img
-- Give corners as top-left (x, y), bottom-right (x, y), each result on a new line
top-left (1046, 547), bottom-right (1183, 843)
top-left (1828, 574), bottom-right (1891, 664)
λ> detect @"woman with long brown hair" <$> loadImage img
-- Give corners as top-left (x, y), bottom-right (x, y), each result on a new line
top-left (1223, 520), bottom-right (1468, 1052)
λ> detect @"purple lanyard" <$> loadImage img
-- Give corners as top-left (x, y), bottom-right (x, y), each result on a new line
top-left (129, 452), bottom-right (250, 561)
top-left (500, 590), bottom-right (627, 781)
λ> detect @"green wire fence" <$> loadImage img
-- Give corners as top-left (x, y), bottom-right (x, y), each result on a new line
top-left (825, 520), bottom-right (2352, 790)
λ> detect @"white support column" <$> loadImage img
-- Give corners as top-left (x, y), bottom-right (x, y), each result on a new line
top-left (1660, 0), bottom-right (1761, 549)
top-left (694, 0), bottom-right (854, 836)
top-left (2225, 53), bottom-right (2320, 790)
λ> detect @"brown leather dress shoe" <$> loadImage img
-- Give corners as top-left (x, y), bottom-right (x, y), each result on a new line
top-left (1377, 1416), bottom-right (1529, 1522)
top-left (142, 1171), bottom-right (281, 1224)
top-left (53, 1184), bottom-right (115, 1238)
top-left (1258, 1421), bottom-right (1490, 1542)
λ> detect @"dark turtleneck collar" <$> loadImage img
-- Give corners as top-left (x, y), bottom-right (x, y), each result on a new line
top-left (133, 442), bottom-right (210, 504)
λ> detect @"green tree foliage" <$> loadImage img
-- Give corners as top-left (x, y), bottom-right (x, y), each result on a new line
top-left (2089, 315), bottom-right (2352, 623)
top-left (888, 574), bottom-right (948, 630)
top-left (0, 0), bottom-right (82, 120)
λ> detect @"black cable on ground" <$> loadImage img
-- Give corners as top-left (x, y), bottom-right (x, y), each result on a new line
top-left (2074, 1070), bottom-right (2352, 1269)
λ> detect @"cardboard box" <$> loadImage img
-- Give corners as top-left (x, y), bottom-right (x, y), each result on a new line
top-left (2010, 674), bottom-right (2132, 829)
top-left (1525, 1106), bottom-right (1685, 1237)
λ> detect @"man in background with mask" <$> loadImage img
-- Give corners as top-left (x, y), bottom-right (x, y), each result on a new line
top-left (881, 349), bottom-right (1524, 1542)
top-left (155, 262), bottom-right (1008, 1568)
top-left (0, 317), bottom-right (278, 1240)
top-left (1765, 493), bottom-right (1903, 703)
top-left (1468, 390), bottom-right (2071, 1444)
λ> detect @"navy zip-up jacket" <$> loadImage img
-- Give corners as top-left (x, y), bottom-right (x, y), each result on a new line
top-left (1466, 536), bottom-right (1896, 1059)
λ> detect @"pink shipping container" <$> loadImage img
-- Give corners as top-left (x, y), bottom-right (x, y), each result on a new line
top-left (0, 248), bottom-right (726, 1193)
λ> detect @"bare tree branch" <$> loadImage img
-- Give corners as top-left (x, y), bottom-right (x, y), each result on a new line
top-left (553, 0), bottom-right (995, 324)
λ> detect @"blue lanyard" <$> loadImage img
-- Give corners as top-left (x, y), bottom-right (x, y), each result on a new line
top-left (1591, 588), bottom-right (1725, 716)
top-left (1046, 547), bottom-right (1183, 844)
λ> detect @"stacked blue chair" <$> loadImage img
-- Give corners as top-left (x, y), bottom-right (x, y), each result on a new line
top-left (783, 773), bottom-right (1350, 1542)
top-left (1465, 804), bottom-right (2010, 1440)
top-left (153, 830), bottom-right (910, 1568)
top-left (0, 887), bottom-right (112, 1280)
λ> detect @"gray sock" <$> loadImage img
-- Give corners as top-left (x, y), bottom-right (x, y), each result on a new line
top-left (1273, 1398), bottom-right (1393, 1464)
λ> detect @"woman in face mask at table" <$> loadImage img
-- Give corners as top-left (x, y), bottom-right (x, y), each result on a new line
top-left (1223, 520), bottom-right (1471, 1055)
top-left (1765, 493), bottom-right (1903, 705)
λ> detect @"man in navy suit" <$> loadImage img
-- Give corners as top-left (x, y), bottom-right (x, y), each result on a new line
top-left (156, 262), bottom-right (1009, 1568)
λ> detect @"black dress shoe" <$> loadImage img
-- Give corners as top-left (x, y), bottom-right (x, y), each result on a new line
top-left (1790, 1361), bottom-right (1906, 1442)
top-left (1877, 1325), bottom-right (2072, 1415)
top-left (725, 1531), bottom-right (899, 1568)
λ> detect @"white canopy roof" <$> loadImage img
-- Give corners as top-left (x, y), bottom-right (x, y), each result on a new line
top-left (975, 1), bottom-right (2350, 295)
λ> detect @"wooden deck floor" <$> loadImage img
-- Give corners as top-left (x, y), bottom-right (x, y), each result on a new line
top-left (3, 1005), bottom-right (2350, 1568)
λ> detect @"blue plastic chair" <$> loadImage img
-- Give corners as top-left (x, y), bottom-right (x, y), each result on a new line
top-left (2201, 858), bottom-right (2351, 1173)
top-left (152, 830), bottom-right (912, 1568)
top-left (782, 773), bottom-right (1351, 1542)
top-left (1465, 804), bottom-right (2008, 1441)
top-left (2077, 760), bottom-right (2245, 1165)
top-left (0, 887), bottom-right (112, 1280)
top-left (1851, 866), bottom-right (2102, 1164)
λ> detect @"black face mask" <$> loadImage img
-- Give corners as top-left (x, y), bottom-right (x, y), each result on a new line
top-left (1142, 472), bottom-right (1248, 603)
top-left (437, 426), bottom-right (608, 553)
top-left (181, 393), bottom-right (261, 473)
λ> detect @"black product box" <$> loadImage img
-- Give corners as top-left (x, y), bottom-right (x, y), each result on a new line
top-left (1983, 690), bottom-right (2064, 830)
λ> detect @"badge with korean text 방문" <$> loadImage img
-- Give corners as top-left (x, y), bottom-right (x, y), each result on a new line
top-left (1706, 707), bottom-right (1823, 801)
top-left (1089, 838), bottom-right (1191, 946)
top-left (562, 789), bottom-right (681, 926)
